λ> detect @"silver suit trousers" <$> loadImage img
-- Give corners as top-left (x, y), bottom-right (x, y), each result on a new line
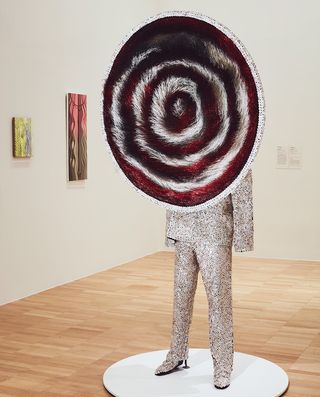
top-left (169, 239), bottom-right (234, 376)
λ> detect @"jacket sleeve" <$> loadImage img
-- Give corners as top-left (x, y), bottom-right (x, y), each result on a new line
top-left (165, 210), bottom-right (176, 247)
top-left (231, 169), bottom-right (254, 252)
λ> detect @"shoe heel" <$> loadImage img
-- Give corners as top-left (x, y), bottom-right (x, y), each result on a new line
top-left (183, 359), bottom-right (190, 369)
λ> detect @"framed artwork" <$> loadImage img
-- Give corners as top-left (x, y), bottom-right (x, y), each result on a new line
top-left (67, 93), bottom-right (87, 181)
top-left (12, 117), bottom-right (32, 158)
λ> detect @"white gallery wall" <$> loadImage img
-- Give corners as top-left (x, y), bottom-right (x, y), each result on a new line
top-left (0, 0), bottom-right (165, 305)
top-left (0, 0), bottom-right (319, 305)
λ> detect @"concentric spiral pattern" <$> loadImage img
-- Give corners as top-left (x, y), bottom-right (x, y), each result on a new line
top-left (103, 12), bottom-right (264, 210)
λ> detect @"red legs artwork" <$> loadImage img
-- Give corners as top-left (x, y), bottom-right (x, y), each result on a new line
top-left (67, 93), bottom-right (87, 181)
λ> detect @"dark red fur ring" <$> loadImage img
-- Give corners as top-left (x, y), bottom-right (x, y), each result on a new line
top-left (102, 11), bottom-right (265, 211)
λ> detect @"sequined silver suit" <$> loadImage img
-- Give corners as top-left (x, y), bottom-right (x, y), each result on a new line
top-left (155, 170), bottom-right (254, 388)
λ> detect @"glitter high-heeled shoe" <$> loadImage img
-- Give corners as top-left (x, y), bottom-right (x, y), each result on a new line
top-left (214, 370), bottom-right (231, 389)
top-left (155, 359), bottom-right (189, 376)
top-left (214, 383), bottom-right (230, 389)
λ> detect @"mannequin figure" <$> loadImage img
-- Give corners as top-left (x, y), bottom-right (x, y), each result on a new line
top-left (155, 169), bottom-right (254, 389)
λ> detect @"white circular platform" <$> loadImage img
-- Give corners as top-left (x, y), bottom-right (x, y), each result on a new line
top-left (103, 349), bottom-right (289, 397)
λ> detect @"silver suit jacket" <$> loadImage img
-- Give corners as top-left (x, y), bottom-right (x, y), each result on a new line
top-left (165, 170), bottom-right (254, 252)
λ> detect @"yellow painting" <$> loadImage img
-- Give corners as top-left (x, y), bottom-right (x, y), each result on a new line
top-left (12, 117), bottom-right (32, 158)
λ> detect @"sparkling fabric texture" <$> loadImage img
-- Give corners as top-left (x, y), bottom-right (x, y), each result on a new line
top-left (155, 170), bottom-right (254, 388)
top-left (165, 169), bottom-right (254, 252)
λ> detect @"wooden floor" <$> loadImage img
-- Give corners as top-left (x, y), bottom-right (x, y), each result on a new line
top-left (0, 252), bottom-right (319, 397)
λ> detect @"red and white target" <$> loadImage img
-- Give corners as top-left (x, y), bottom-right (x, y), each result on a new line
top-left (102, 11), bottom-right (265, 211)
